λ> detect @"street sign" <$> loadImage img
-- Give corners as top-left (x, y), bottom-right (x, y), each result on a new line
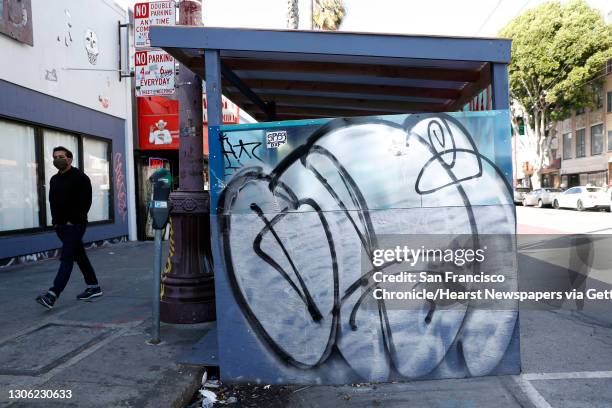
top-left (203, 93), bottom-right (240, 124)
top-left (135, 50), bottom-right (175, 96)
top-left (134, 1), bottom-right (176, 48)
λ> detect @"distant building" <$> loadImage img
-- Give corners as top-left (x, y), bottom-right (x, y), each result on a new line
top-left (553, 62), bottom-right (612, 189)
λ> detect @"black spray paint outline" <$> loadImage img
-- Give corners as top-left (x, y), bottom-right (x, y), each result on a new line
top-left (218, 113), bottom-right (514, 377)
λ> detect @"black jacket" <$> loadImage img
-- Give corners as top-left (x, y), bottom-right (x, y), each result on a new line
top-left (49, 167), bottom-right (92, 225)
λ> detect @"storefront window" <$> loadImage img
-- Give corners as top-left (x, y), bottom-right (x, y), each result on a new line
top-left (0, 120), bottom-right (39, 232)
top-left (591, 124), bottom-right (603, 155)
top-left (562, 132), bottom-right (572, 159)
top-left (575, 129), bottom-right (585, 158)
top-left (83, 138), bottom-right (110, 222)
top-left (587, 172), bottom-right (607, 187)
top-left (43, 130), bottom-right (79, 226)
top-left (608, 130), bottom-right (612, 152)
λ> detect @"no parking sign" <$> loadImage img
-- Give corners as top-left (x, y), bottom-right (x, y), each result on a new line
top-left (134, 1), bottom-right (176, 48)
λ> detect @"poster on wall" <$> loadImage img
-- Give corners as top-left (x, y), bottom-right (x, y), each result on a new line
top-left (0, 0), bottom-right (34, 46)
top-left (134, 0), bottom-right (175, 48)
top-left (138, 96), bottom-right (179, 150)
top-left (135, 50), bottom-right (175, 96)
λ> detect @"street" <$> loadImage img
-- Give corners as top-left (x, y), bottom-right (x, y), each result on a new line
top-left (517, 205), bottom-right (612, 235)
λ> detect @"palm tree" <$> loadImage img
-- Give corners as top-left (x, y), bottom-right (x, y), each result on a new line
top-left (313, 0), bottom-right (345, 30)
top-left (287, 0), bottom-right (299, 29)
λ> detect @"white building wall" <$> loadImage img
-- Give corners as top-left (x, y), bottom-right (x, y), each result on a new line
top-left (0, 0), bottom-right (130, 120)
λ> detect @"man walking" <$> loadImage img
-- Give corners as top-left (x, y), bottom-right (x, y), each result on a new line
top-left (36, 147), bottom-right (102, 309)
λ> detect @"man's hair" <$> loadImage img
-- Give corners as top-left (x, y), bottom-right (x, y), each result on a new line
top-left (53, 146), bottom-right (73, 159)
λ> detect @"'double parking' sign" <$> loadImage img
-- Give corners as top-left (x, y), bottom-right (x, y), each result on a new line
top-left (134, 1), bottom-right (176, 48)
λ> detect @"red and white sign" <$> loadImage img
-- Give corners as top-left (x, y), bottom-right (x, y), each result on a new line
top-left (138, 97), bottom-right (179, 150)
top-left (134, 1), bottom-right (176, 48)
top-left (203, 94), bottom-right (240, 124)
top-left (135, 50), bottom-right (175, 96)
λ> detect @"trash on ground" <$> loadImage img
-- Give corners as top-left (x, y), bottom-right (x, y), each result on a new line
top-left (204, 379), bottom-right (221, 388)
top-left (200, 389), bottom-right (217, 408)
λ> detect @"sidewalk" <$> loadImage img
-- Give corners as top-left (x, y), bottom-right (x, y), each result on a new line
top-left (0, 241), bottom-right (208, 408)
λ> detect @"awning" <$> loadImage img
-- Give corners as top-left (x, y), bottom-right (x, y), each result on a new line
top-left (149, 26), bottom-right (511, 122)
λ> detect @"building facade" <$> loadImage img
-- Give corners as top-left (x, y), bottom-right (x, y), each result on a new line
top-left (554, 64), bottom-right (612, 189)
top-left (0, 0), bottom-right (136, 264)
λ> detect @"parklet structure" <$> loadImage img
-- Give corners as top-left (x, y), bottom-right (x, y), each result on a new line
top-left (150, 26), bottom-right (517, 384)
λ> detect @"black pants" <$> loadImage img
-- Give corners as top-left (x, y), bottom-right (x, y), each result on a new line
top-left (50, 224), bottom-right (98, 296)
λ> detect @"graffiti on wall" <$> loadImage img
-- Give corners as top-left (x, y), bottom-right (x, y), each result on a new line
top-left (221, 134), bottom-right (263, 177)
top-left (215, 112), bottom-right (518, 383)
top-left (0, 0), bottom-right (34, 46)
top-left (113, 152), bottom-right (128, 222)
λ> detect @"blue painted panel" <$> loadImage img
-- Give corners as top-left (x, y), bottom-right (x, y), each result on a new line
top-left (151, 27), bottom-right (511, 63)
top-left (220, 51), bottom-right (487, 70)
top-left (215, 111), bottom-right (512, 209)
top-left (210, 111), bottom-right (519, 384)
top-left (0, 80), bottom-right (128, 259)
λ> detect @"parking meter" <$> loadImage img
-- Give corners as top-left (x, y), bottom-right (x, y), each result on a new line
top-left (147, 168), bottom-right (172, 345)
top-left (148, 168), bottom-right (172, 230)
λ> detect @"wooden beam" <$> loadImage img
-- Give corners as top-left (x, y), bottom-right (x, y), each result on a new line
top-left (447, 63), bottom-right (491, 111)
top-left (222, 78), bottom-right (460, 100)
top-left (228, 92), bottom-right (445, 112)
top-left (243, 104), bottom-right (397, 118)
top-left (254, 114), bottom-right (331, 121)
top-left (224, 58), bottom-right (480, 82)
top-left (220, 62), bottom-right (274, 119)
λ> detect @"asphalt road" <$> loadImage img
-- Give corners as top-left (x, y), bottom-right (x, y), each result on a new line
top-left (517, 205), bottom-right (612, 234)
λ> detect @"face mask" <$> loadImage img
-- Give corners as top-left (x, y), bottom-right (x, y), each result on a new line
top-left (53, 158), bottom-right (69, 170)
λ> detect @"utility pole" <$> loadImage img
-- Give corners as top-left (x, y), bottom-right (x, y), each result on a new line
top-left (160, 0), bottom-right (215, 323)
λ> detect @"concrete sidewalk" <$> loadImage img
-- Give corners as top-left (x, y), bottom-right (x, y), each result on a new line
top-left (0, 241), bottom-right (208, 408)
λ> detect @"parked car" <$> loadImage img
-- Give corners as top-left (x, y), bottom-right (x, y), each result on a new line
top-left (513, 187), bottom-right (532, 204)
top-left (552, 186), bottom-right (611, 211)
top-left (522, 188), bottom-right (561, 208)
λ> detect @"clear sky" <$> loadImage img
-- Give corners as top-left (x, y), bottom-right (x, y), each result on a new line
top-left (116, 0), bottom-right (611, 37)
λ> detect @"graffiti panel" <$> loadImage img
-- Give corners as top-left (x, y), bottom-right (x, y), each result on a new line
top-left (212, 111), bottom-right (518, 384)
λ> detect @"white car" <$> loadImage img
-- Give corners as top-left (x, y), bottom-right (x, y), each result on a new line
top-left (552, 186), bottom-right (611, 211)
top-left (523, 188), bottom-right (561, 207)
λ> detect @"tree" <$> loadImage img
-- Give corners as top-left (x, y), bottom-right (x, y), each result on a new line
top-left (287, 0), bottom-right (299, 29)
top-left (499, 0), bottom-right (612, 188)
top-left (313, 0), bottom-right (345, 30)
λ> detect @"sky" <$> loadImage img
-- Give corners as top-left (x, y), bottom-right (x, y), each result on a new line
top-left (115, 0), bottom-right (611, 37)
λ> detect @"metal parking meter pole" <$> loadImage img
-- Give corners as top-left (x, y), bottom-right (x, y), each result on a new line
top-left (152, 228), bottom-right (163, 344)
top-left (147, 169), bottom-right (172, 344)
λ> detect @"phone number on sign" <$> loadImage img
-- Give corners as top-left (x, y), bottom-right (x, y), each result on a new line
top-left (9, 390), bottom-right (72, 399)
